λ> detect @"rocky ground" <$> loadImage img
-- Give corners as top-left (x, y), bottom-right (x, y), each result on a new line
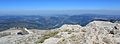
top-left (0, 21), bottom-right (120, 44)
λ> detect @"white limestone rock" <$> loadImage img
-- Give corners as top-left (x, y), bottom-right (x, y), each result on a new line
top-left (41, 21), bottom-right (120, 44)
top-left (1, 21), bottom-right (120, 44)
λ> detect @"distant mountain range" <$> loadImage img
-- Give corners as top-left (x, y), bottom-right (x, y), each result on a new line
top-left (0, 14), bottom-right (120, 31)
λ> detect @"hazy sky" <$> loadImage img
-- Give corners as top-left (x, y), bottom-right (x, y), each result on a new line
top-left (0, 0), bottom-right (120, 15)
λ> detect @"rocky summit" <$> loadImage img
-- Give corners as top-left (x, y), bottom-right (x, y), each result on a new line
top-left (0, 21), bottom-right (120, 44)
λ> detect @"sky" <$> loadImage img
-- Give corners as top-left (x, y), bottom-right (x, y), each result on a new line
top-left (0, 0), bottom-right (120, 15)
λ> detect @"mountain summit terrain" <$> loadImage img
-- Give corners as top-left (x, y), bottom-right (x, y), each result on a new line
top-left (0, 21), bottom-right (120, 44)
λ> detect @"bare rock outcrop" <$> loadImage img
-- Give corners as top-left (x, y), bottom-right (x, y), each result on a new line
top-left (0, 28), bottom-right (47, 44)
top-left (1, 21), bottom-right (120, 44)
top-left (36, 21), bottom-right (120, 44)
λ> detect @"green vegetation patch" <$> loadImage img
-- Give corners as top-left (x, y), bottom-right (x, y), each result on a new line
top-left (36, 31), bottom-right (59, 44)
